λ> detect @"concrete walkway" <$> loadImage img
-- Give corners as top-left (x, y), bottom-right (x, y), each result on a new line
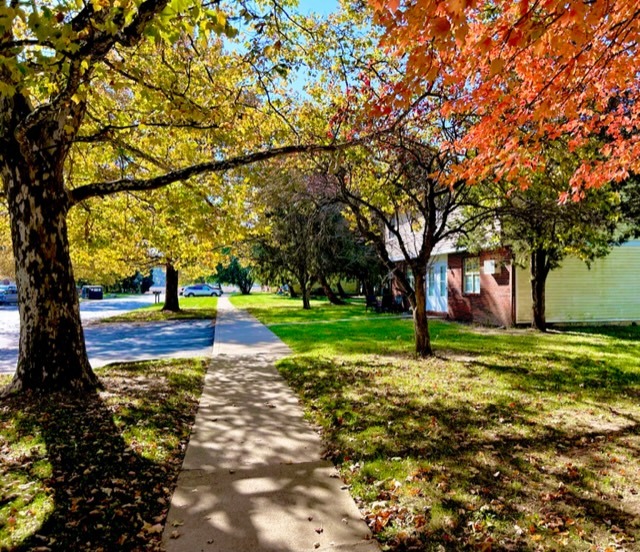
top-left (163, 297), bottom-right (378, 552)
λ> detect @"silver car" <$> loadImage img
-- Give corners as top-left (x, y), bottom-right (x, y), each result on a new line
top-left (0, 284), bottom-right (18, 304)
top-left (181, 284), bottom-right (223, 297)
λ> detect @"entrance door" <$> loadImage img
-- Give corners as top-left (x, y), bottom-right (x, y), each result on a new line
top-left (427, 261), bottom-right (448, 313)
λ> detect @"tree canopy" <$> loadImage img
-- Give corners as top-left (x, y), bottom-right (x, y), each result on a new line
top-left (0, 0), bottom-right (342, 394)
top-left (370, 0), bottom-right (640, 193)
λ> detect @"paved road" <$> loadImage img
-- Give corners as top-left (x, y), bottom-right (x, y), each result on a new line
top-left (0, 295), bottom-right (214, 375)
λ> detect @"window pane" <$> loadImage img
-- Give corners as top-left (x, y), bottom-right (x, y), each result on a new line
top-left (428, 268), bottom-right (435, 296)
top-left (463, 257), bottom-right (481, 294)
top-left (439, 265), bottom-right (447, 296)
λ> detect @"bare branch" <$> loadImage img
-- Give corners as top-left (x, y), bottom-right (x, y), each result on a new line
top-left (69, 143), bottom-right (347, 206)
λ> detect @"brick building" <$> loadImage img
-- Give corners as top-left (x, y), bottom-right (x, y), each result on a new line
top-left (387, 215), bottom-right (640, 326)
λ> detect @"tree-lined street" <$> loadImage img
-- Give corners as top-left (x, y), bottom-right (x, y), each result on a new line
top-left (0, 295), bottom-right (214, 374)
top-left (1, 0), bottom-right (639, 549)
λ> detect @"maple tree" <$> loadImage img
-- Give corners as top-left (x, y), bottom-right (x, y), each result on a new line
top-left (369, 0), bottom-right (640, 194)
top-left (0, 0), bottom-right (340, 394)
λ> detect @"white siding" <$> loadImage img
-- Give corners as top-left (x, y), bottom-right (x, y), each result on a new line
top-left (386, 214), bottom-right (460, 262)
top-left (515, 242), bottom-right (640, 324)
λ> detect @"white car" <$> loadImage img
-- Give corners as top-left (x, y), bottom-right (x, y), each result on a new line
top-left (181, 284), bottom-right (223, 297)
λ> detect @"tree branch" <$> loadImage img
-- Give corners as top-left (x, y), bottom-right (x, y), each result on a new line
top-left (69, 143), bottom-right (345, 206)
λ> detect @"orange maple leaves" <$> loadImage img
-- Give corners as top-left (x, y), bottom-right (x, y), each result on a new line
top-left (368, 0), bottom-right (640, 191)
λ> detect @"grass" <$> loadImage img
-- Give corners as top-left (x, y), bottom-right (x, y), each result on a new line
top-left (231, 293), bottom-right (640, 552)
top-left (230, 293), bottom-right (396, 324)
top-left (95, 295), bottom-right (218, 324)
top-left (0, 358), bottom-right (207, 551)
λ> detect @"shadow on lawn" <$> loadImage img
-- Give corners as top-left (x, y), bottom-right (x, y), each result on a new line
top-left (279, 355), bottom-right (640, 550)
top-left (554, 325), bottom-right (640, 342)
top-left (476, 358), bottom-right (640, 399)
top-left (2, 361), bottom-right (203, 551)
top-left (5, 391), bottom-right (168, 551)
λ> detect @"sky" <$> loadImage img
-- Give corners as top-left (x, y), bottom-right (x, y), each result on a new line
top-left (297, 0), bottom-right (339, 16)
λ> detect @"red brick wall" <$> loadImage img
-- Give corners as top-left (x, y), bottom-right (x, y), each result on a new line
top-left (448, 249), bottom-right (514, 327)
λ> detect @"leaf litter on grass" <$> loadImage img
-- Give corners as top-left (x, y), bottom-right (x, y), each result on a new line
top-left (274, 332), bottom-right (640, 551)
top-left (0, 358), bottom-right (206, 551)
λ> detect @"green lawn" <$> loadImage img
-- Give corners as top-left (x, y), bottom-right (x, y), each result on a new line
top-left (231, 293), bottom-right (382, 323)
top-left (231, 293), bottom-right (640, 552)
top-left (0, 359), bottom-right (207, 551)
top-left (94, 295), bottom-right (218, 323)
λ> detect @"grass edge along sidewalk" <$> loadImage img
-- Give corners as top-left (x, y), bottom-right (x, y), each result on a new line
top-left (88, 295), bottom-right (219, 324)
top-left (231, 293), bottom-right (640, 552)
top-left (0, 358), bottom-right (207, 552)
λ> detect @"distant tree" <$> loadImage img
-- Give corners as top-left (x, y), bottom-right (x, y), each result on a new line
top-left (141, 271), bottom-right (154, 294)
top-left (460, 141), bottom-right (639, 331)
top-left (252, 197), bottom-right (318, 310)
top-left (249, 165), bottom-right (381, 309)
top-left (215, 257), bottom-right (255, 295)
top-left (334, 130), bottom-right (491, 357)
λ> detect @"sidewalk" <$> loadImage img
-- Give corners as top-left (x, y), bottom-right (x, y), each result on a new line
top-left (162, 297), bottom-right (378, 552)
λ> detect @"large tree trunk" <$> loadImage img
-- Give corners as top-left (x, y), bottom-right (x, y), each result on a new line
top-left (318, 273), bottom-right (345, 305)
top-left (530, 249), bottom-right (550, 332)
top-left (162, 261), bottom-right (180, 312)
top-left (412, 270), bottom-right (433, 357)
top-left (2, 160), bottom-right (99, 394)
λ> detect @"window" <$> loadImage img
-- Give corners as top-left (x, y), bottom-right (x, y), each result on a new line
top-left (428, 268), bottom-right (435, 296)
top-left (439, 265), bottom-right (447, 296)
top-left (463, 257), bottom-right (480, 294)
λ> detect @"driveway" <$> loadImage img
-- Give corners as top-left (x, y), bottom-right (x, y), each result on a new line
top-left (0, 295), bottom-right (214, 375)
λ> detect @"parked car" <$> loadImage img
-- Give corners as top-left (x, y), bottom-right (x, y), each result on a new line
top-left (0, 284), bottom-right (18, 304)
top-left (81, 285), bottom-right (103, 300)
top-left (181, 284), bottom-right (223, 297)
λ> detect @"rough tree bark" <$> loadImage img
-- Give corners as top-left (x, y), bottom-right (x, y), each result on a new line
top-left (2, 143), bottom-right (98, 394)
top-left (162, 261), bottom-right (180, 312)
top-left (530, 248), bottom-right (550, 332)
